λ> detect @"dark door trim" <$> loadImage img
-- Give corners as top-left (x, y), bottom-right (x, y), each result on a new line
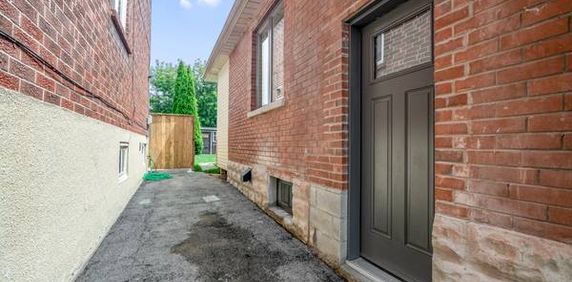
top-left (347, 22), bottom-right (362, 260)
top-left (346, 0), bottom-right (434, 263)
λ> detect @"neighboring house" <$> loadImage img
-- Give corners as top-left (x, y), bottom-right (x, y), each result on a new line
top-left (208, 56), bottom-right (229, 171)
top-left (0, 0), bottom-right (151, 281)
top-left (206, 0), bottom-right (572, 281)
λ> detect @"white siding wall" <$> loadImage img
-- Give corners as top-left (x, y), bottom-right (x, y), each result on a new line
top-left (0, 89), bottom-right (147, 281)
top-left (216, 60), bottom-right (229, 170)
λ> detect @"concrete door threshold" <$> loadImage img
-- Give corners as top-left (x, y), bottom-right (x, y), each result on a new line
top-left (341, 258), bottom-right (401, 282)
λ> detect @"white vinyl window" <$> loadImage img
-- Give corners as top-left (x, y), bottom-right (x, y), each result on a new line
top-left (256, 2), bottom-right (284, 108)
top-left (119, 142), bottom-right (129, 180)
top-left (260, 32), bottom-right (270, 106)
top-left (140, 143), bottom-right (147, 165)
top-left (112, 0), bottom-right (128, 28)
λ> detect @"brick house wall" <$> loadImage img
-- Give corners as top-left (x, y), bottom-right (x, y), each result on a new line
top-left (229, 0), bottom-right (352, 193)
top-left (0, 1), bottom-right (151, 280)
top-left (433, 0), bottom-right (572, 245)
top-left (226, 0), bottom-right (364, 262)
top-left (0, 0), bottom-right (151, 135)
top-left (432, 0), bottom-right (572, 279)
top-left (212, 0), bottom-right (572, 279)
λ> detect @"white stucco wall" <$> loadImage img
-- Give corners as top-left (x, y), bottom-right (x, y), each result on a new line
top-left (216, 60), bottom-right (229, 170)
top-left (0, 89), bottom-right (148, 281)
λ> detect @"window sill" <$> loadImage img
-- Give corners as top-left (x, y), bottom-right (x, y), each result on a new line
top-left (111, 11), bottom-right (132, 54)
top-left (268, 206), bottom-right (293, 225)
top-left (118, 174), bottom-right (128, 183)
top-left (247, 99), bottom-right (284, 118)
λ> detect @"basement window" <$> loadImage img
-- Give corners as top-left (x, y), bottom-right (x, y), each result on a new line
top-left (276, 179), bottom-right (293, 214)
top-left (119, 142), bottom-right (129, 181)
top-left (255, 1), bottom-right (284, 109)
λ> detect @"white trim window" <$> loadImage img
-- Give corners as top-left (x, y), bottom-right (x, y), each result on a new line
top-left (140, 143), bottom-right (147, 165)
top-left (112, 0), bottom-right (128, 28)
top-left (119, 142), bottom-right (129, 181)
top-left (256, 1), bottom-right (284, 108)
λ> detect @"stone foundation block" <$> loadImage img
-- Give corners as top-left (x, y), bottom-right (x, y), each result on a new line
top-left (309, 185), bottom-right (348, 264)
top-left (433, 215), bottom-right (572, 281)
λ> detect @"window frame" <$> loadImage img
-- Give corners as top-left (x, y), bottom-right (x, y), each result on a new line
top-left (276, 179), bottom-right (293, 214)
top-left (112, 0), bottom-right (128, 29)
top-left (119, 142), bottom-right (129, 181)
top-left (255, 1), bottom-right (284, 109)
top-left (140, 142), bottom-right (147, 165)
top-left (110, 0), bottom-right (131, 54)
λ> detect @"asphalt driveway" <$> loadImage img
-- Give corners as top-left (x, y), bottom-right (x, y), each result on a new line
top-left (76, 171), bottom-right (342, 282)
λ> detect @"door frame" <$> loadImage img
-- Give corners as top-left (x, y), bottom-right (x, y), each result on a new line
top-left (346, 0), bottom-right (434, 262)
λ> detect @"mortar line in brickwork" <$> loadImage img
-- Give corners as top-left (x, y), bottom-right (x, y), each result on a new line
top-left (0, 29), bottom-right (147, 131)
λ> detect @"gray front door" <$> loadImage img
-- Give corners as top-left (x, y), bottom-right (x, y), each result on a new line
top-left (360, 2), bottom-right (434, 281)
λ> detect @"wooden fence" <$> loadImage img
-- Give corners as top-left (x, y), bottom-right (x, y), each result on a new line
top-left (149, 114), bottom-right (195, 169)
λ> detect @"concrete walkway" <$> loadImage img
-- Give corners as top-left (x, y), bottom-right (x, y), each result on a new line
top-left (76, 171), bottom-right (342, 282)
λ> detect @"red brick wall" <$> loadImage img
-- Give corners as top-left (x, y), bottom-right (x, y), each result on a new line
top-left (0, 0), bottom-right (151, 135)
top-left (228, 0), bottom-right (571, 244)
top-left (434, 0), bottom-right (572, 243)
top-left (228, 0), bottom-right (376, 191)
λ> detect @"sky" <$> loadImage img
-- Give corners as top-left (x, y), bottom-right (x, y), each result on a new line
top-left (151, 0), bottom-right (234, 65)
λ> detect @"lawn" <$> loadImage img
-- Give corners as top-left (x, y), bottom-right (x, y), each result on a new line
top-left (194, 154), bottom-right (219, 174)
top-left (195, 154), bottom-right (216, 164)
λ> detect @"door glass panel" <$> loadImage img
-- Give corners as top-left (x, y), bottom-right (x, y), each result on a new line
top-left (374, 10), bottom-right (431, 78)
top-left (375, 33), bottom-right (385, 66)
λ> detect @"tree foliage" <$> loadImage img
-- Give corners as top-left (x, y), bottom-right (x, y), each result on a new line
top-left (149, 61), bottom-right (177, 113)
top-left (191, 59), bottom-right (217, 128)
top-left (149, 59), bottom-right (217, 153)
top-left (172, 62), bottom-right (203, 154)
top-left (150, 60), bottom-right (217, 128)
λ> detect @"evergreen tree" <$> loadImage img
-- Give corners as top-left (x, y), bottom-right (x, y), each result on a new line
top-left (172, 61), bottom-right (203, 154)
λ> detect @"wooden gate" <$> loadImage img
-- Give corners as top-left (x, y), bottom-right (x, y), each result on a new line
top-left (149, 114), bottom-right (195, 169)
